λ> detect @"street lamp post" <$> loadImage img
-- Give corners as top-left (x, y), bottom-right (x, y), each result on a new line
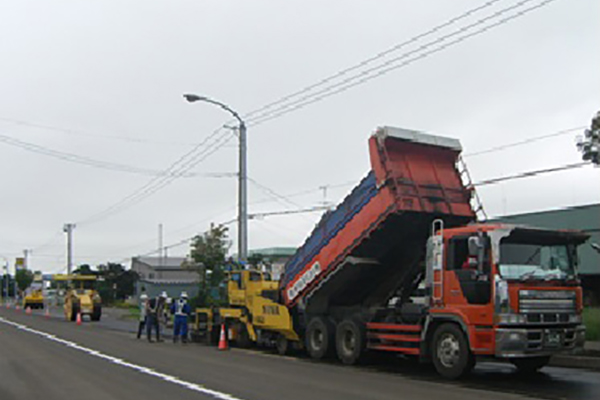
top-left (183, 94), bottom-right (248, 263)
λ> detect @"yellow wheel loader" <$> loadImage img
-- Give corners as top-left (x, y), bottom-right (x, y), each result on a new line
top-left (55, 275), bottom-right (102, 322)
top-left (193, 269), bottom-right (299, 354)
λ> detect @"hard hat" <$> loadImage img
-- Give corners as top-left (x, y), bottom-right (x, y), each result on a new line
top-left (160, 291), bottom-right (168, 298)
top-left (180, 291), bottom-right (188, 299)
top-left (140, 294), bottom-right (148, 300)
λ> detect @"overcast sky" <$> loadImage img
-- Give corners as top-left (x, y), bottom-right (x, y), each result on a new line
top-left (0, 0), bottom-right (598, 273)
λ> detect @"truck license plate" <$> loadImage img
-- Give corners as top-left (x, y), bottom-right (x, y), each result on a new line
top-left (545, 331), bottom-right (561, 347)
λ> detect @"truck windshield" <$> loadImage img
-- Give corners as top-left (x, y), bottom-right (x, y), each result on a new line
top-left (499, 242), bottom-right (575, 281)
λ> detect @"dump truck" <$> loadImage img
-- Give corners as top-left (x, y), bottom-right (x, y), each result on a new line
top-left (199, 126), bottom-right (589, 379)
top-left (55, 274), bottom-right (102, 322)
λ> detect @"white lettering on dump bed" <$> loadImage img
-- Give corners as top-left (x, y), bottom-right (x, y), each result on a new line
top-left (287, 262), bottom-right (321, 301)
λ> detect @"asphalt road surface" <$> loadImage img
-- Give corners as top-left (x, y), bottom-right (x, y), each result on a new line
top-left (1, 307), bottom-right (599, 400)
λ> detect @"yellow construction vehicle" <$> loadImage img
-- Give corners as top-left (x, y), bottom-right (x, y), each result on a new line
top-left (193, 269), bottom-right (299, 354)
top-left (23, 288), bottom-right (44, 309)
top-left (55, 274), bottom-right (102, 322)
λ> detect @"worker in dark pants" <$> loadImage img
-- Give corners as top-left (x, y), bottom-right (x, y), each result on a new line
top-left (136, 293), bottom-right (148, 339)
top-left (171, 291), bottom-right (191, 343)
top-left (146, 292), bottom-right (167, 342)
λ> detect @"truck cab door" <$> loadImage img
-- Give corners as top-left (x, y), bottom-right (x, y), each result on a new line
top-left (228, 272), bottom-right (246, 306)
top-left (446, 235), bottom-right (492, 305)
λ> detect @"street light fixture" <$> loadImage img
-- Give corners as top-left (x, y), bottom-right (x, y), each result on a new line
top-left (183, 94), bottom-right (248, 263)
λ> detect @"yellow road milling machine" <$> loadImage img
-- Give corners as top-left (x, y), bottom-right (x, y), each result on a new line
top-left (193, 269), bottom-right (300, 354)
top-left (55, 274), bottom-right (102, 322)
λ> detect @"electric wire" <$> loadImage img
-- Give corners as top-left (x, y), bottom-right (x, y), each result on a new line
top-left (29, 0), bottom-right (555, 228)
top-left (246, 0), bottom-right (556, 127)
top-left (473, 162), bottom-right (591, 186)
top-left (241, 0), bottom-right (506, 121)
top-left (77, 128), bottom-right (233, 225)
top-left (0, 132), bottom-right (235, 178)
top-left (463, 126), bottom-right (586, 157)
top-left (0, 117), bottom-right (197, 146)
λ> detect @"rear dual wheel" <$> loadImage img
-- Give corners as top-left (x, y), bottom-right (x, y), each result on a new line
top-left (335, 319), bottom-right (365, 365)
top-left (306, 317), bottom-right (335, 359)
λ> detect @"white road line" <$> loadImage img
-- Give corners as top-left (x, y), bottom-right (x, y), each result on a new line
top-left (0, 316), bottom-right (245, 400)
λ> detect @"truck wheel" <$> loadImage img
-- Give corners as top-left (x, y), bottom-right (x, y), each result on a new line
top-left (335, 319), bottom-right (365, 365)
top-left (276, 334), bottom-right (289, 355)
top-left (432, 323), bottom-right (474, 379)
top-left (205, 327), bottom-right (217, 346)
top-left (511, 356), bottom-right (550, 374)
top-left (306, 317), bottom-right (334, 359)
top-left (237, 324), bottom-right (252, 348)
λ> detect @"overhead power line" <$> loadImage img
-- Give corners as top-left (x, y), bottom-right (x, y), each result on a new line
top-left (42, 0), bottom-right (558, 230)
top-left (245, 0), bottom-right (556, 127)
top-left (242, 0), bottom-right (505, 121)
top-left (248, 177), bottom-right (305, 209)
top-left (249, 206), bottom-right (330, 219)
top-left (473, 162), bottom-right (590, 186)
top-left (77, 128), bottom-right (234, 225)
top-left (0, 132), bottom-right (236, 178)
top-left (0, 117), bottom-right (197, 146)
top-left (463, 126), bottom-right (586, 157)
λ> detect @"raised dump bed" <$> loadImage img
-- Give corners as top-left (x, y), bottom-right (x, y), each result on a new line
top-left (281, 126), bottom-right (475, 314)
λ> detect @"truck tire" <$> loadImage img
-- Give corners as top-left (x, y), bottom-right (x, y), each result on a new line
top-left (511, 356), bottom-right (550, 374)
top-left (306, 317), bottom-right (334, 360)
top-left (431, 323), bottom-right (474, 379)
top-left (237, 324), bottom-right (252, 348)
top-left (335, 319), bottom-right (365, 365)
top-left (205, 327), bottom-right (218, 346)
top-left (276, 334), bottom-right (289, 355)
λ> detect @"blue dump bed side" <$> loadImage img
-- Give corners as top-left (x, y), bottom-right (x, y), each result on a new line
top-left (281, 171), bottom-right (377, 288)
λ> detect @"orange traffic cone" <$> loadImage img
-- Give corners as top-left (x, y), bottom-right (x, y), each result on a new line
top-left (76, 312), bottom-right (82, 326)
top-left (15, 304), bottom-right (20, 312)
top-left (45, 307), bottom-right (50, 319)
top-left (26, 306), bottom-right (32, 315)
top-left (218, 323), bottom-right (228, 350)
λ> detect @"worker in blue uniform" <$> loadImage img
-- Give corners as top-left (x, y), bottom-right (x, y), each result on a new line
top-left (171, 291), bottom-right (191, 343)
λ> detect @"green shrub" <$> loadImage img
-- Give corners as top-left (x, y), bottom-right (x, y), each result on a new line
top-left (583, 308), bottom-right (600, 341)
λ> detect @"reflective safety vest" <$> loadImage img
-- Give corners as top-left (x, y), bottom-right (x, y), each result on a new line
top-left (175, 299), bottom-right (188, 316)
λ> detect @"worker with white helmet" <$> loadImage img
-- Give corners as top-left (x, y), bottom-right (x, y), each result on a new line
top-left (136, 290), bottom-right (149, 339)
top-left (146, 291), bottom-right (168, 342)
top-left (170, 291), bottom-right (191, 343)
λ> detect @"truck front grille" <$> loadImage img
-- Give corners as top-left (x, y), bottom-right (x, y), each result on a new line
top-left (518, 290), bottom-right (576, 314)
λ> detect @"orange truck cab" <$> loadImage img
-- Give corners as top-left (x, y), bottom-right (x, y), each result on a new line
top-left (423, 222), bottom-right (587, 377)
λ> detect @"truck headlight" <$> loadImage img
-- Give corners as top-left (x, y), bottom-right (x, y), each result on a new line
top-left (496, 313), bottom-right (527, 325)
top-left (569, 314), bottom-right (582, 324)
top-left (495, 275), bottom-right (509, 313)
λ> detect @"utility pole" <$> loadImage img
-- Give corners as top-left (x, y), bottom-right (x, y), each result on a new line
top-left (23, 249), bottom-right (31, 270)
top-left (158, 223), bottom-right (164, 266)
top-left (63, 223), bottom-right (76, 274)
top-left (184, 93), bottom-right (248, 262)
top-left (238, 122), bottom-right (248, 263)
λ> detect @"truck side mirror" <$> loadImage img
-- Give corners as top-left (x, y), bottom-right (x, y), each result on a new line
top-left (468, 236), bottom-right (482, 257)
